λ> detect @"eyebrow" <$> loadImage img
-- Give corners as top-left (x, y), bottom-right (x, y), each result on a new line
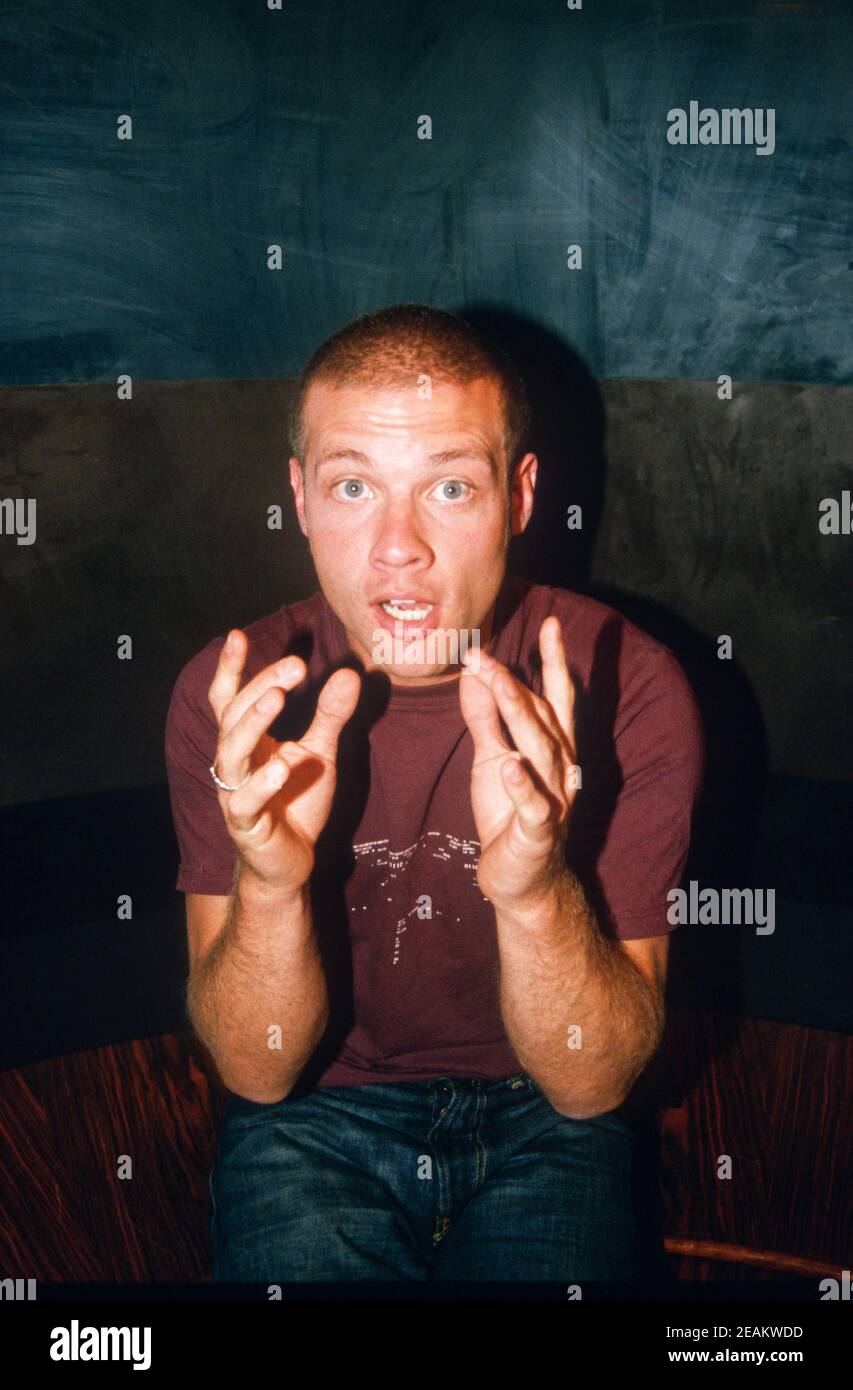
top-left (314, 447), bottom-right (498, 479)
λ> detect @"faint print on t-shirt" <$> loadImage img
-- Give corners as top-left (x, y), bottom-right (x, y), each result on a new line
top-left (351, 830), bottom-right (483, 964)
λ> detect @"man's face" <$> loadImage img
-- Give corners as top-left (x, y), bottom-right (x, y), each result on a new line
top-left (289, 374), bottom-right (536, 685)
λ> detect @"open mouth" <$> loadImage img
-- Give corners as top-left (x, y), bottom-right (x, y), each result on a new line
top-left (378, 599), bottom-right (435, 621)
top-left (369, 596), bottom-right (442, 635)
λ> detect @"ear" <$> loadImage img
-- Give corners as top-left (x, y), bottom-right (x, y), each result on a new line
top-left (288, 457), bottom-right (308, 537)
top-left (510, 452), bottom-right (538, 537)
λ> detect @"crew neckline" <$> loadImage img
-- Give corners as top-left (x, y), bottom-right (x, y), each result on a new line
top-left (384, 673), bottom-right (464, 707)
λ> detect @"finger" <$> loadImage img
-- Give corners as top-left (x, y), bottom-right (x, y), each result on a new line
top-left (466, 645), bottom-right (565, 746)
top-left (215, 682), bottom-right (287, 788)
top-left (540, 616), bottom-right (575, 747)
top-left (226, 753), bottom-right (292, 835)
top-left (501, 754), bottom-right (557, 846)
top-left (471, 656), bottom-right (564, 792)
top-left (459, 659), bottom-right (512, 760)
top-left (221, 659), bottom-right (306, 739)
top-left (298, 666), bottom-right (362, 763)
top-left (207, 629), bottom-right (247, 724)
top-left (208, 629), bottom-right (306, 732)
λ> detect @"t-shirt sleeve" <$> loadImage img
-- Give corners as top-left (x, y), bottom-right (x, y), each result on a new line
top-left (164, 642), bottom-right (239, 896)
top-left (590, 646), bottom-right (705, 940)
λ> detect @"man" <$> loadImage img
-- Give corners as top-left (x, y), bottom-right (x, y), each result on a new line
top-left (165, 302), bottom-right (704, 1284)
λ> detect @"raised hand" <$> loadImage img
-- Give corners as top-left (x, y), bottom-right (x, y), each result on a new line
top-left (458, 616), bottom-right (579, 911)
top-left (207, 629), bottom-right (362, 896)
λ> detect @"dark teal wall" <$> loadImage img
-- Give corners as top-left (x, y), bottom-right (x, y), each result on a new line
top-left (2, 0), bottom-right (850, 387)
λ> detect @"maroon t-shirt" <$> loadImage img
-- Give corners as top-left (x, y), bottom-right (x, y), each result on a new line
top-left (164, 574), bottom-right (704, 1090)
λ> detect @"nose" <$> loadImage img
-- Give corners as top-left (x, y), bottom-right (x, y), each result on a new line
top-left (368, 496), bottom-right (434, 572)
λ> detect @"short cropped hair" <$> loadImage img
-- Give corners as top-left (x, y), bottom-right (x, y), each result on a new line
top-left (288, 302), bottom-right (530, 486)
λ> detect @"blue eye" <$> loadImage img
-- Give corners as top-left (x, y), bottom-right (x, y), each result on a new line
top-left (436, 480), bottom-right (470, 500)
top-left (334, 479), bottom-right (370, 500)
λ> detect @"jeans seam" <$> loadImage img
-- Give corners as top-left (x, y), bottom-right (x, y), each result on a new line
top-left (428, 1091), bottom-right (452, 1224)
top-left (472, 1084), bottom-right (487, 1189)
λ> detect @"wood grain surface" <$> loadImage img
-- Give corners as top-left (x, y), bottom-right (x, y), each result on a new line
top-left (0, 1013), bottom-right (848, 1282)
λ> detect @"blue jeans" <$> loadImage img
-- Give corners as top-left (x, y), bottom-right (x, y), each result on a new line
top-left (209, 1073), bottom-right (639, 1282)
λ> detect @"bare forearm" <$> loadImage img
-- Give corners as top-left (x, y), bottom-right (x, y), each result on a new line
top-left (495, 872), bottom-right (663, 1118)
top-left (188, 866), bottom-right (329, 1103)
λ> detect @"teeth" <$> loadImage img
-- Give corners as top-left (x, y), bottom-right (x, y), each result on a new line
top-left (380, 601), bottom-right (434, 620)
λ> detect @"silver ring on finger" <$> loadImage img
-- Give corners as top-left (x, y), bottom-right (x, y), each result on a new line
top-left (209, 762), bottom-right (251, 792)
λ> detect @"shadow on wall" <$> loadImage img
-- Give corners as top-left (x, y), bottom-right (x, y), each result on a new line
top-left (463, 304), bottom-right (770, 1040)
top-left (461, 308), bottom-right (773, 1275)
top-left (464, 304), bottom-right (607, 589)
